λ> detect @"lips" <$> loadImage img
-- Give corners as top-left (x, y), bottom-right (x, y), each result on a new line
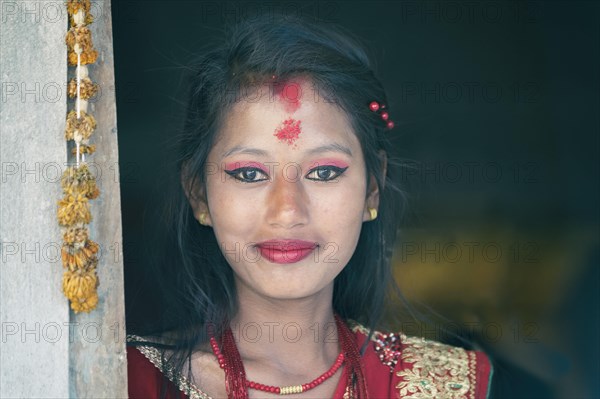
top-left (255, 239), bottom-right (318, 264)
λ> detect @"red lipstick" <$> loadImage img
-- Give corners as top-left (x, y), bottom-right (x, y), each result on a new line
top-left (255, 239), bottom-right (318, 264)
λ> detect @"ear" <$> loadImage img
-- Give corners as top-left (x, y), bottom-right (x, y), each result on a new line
top-left (362, 150), bottom-right (387, 222)
top-left (181, 164), bottom-right (213, 227)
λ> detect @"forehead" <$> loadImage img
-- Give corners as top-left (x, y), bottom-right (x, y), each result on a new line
top-left (212, 80), bottom-right (360, 157)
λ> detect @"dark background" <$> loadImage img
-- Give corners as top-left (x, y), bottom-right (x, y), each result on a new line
top-left (112, 1), bottom-right (599, 397)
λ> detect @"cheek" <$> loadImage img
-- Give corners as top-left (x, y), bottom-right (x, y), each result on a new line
top-left (205, 179), bottom-right (256, 238)
top-left (311, 180), bottom-right (366, 234)
top-left (318, 176), bottom-right (367, 213)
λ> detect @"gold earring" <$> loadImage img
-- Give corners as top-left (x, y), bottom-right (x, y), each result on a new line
top-left (369, 208), bottom-right (377, 220)
top-left (199, 212), bottom-right (207, 225)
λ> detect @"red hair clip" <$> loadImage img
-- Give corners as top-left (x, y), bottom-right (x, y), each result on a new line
top-left (369, 101), bottom-right (394, 130)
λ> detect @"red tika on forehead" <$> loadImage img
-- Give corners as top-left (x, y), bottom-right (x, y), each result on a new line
top-left (274, 80), bottom-right (302, 113)
top-left (274, 117), bottom-right (302, 146)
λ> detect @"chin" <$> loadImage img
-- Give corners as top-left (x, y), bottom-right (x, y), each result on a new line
top-left (239, 276), bottom-right (335, 302)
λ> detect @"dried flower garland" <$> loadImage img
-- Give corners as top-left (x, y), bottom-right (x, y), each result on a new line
top-left (58, 0), bottom-right (100, 313)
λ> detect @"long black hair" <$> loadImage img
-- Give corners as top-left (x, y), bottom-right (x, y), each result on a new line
top-left (130, 12), bottom-right (409, 395)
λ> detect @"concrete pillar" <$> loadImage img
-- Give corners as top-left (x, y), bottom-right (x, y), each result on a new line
top-left (0, 1), bottom-right (127, 397)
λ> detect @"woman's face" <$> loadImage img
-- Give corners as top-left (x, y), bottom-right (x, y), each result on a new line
top-left (190, 80), bottom-right (379, 301)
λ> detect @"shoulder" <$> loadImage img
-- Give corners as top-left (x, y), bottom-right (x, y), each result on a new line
top-left (127, 335), bottom-right (180, 398)
top-left (349, 321), bottom-right (493, 399)
top-left (127, 334), bottom-right (211, 399)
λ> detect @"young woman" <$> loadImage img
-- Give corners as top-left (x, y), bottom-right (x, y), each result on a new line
top-left (127, 14), bottom-right (493, 399)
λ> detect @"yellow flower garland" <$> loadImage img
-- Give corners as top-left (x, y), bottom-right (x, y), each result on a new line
top-left (66, 26), bottom-right (98, 66)
top-left (68, 77), bottom-right (98, 100)
top-left (64, 110), bottom-right (97, 141)
top-left (59, 0), bottom-right (100, 313)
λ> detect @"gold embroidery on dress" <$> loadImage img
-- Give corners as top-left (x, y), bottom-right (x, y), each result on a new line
top-left (396, 335), bottom-right (474, 399)
top-left (349, 321), bottom-right (402, 372)
top-left (343, 377), bottom-right (356, 399)
top-left (468, 351), bottom-right (477, 398)
top-left (348, 320), bottom-right (371, 337)
top-left (127, 334), bottom-right (212, 399)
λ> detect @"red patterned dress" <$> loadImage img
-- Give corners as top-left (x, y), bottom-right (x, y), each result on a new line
top-left (128, 321), bottom-right (493, 398)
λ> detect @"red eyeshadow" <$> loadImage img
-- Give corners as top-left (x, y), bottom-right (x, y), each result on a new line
top-left (309, 158), bottom-right (349, 170)
top-left (274, 118), bottom-right (302, 145)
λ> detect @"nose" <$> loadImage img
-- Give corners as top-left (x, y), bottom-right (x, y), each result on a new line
top-left (265, 170), bottom-right (309, 229)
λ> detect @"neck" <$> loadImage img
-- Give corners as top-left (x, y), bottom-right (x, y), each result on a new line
top-left (213, 281), bottom-right (368, 399)
top-left (229, 281), bottom-right (339, 368)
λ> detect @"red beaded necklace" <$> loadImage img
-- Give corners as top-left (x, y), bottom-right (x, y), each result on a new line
top-left (209, 314), bottom-right (368, 398)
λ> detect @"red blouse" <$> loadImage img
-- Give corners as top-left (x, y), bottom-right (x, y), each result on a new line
top-left (128, 322), bottom-right (493, 398)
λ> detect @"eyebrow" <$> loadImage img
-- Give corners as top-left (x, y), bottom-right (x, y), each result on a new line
top-left (305, 143), bottom-right (353, 157)
top-left (221, 146), bottom-right (269, 158)
top-left (221, 143), bottom-right (353, 159)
